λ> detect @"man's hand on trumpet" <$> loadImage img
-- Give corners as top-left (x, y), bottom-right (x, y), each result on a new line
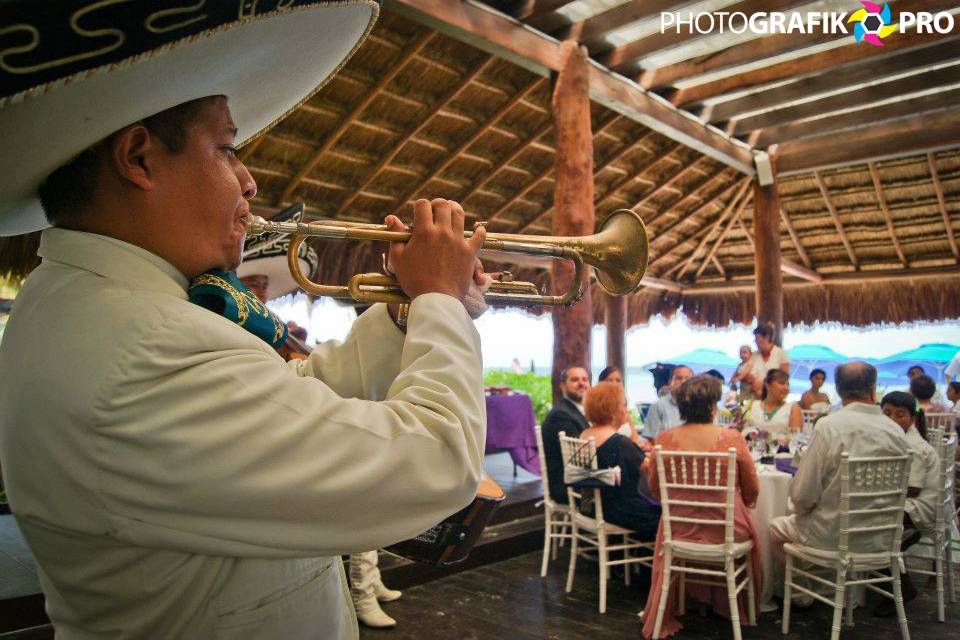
top-left (384, 198), bottom-right (487, 314)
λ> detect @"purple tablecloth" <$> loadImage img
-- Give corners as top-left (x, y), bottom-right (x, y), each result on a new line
top-left (485, 393), bottom-right (540, 476)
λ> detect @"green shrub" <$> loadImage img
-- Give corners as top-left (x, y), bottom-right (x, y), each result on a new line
top-left (483, 369), bottom-right (553, 424)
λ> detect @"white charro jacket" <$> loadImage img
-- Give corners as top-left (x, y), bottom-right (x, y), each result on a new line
top-left (0, 228), bottom-right (485, 639)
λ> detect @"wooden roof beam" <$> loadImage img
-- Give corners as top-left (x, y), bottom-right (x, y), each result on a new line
top-left (738, 207), bottom-right (822, 283)
top-left (461, 120), bottom-right (553, 207)
top-left (593, 143), bottom-right (684, 212)
top-left (336, 55), bottom-right (497, 216)
top-left (692, 189), bottom-right (752, 280)
top-left (728, 65), bottom-right (960, 136)
top-left (646, 167), bottom-right (734, 234)
top-left (674, 178), bottom-right (751, 280)
top-left (779, 208), bottom-right (812, 269)
top-left (637, 157), bottom-right (714, 228)
top-left (384, 0), bottom-right (755, 175)
top-left (867, 162), bottom-right (908, 268)
top-left (276, 31), bottom-right (435, 205)
top-left (776, 107), bottom-right (960, 175)
top-left (553, 0), bottom-right (687, 47)
top-left (814, 171), bottom-right (858, 269)
top-left (503, 0), bottom-right (575, 21)
top-left (928, 152), bottom-right (960, 262)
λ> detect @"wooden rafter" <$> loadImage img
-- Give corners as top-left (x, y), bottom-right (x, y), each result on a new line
top-left (867, 162), bottom-right (908, 268)
top-left (686, 265), bottom-right (960, 294)
top-left (639, 156), bottom-right (714, 228)
top-left (710, 256), bottom-right (726, 279)
top-left (728, 64), bottom-right (960, 135)
top-left (643, 167), bottom-right (733, 234)
top-left (553, 0), bottom-right (684, 47)
top-left (928, 152), bottom-right (960, 262)
top-left (384, 0), bottom-right (755, 174)
top-left (276, 31), bottom-right (435, 205)
top-left (663, 0), bottom-right (958, 105)
top-left (674, 178), bottom-right (751, 280)
top-left (597, 0), bottom-right (806, 74)
top-left (461, 120), bottom-right (553, 208)
top-left (738, 207), bottom-right (822, 283)
top-left (335, 55), bottom-right (497, 216)
top-left (704, 37), bottom-right (960, 124)
top-left (392, 76), bottom-right (547, 208)
top-left (814, 171), bottom-right (858, 269)
top-left (485, 112), bottom-right (620, 226)
top-left (593, 143), bottom-right (683, 212)
top-left (505, 0), bottom-right (574, 21)
top-left (754, 86), bottom-right (960, 147)
top-left (779, 208), bottom-right (812, 269)
top-left (777, 108), bottom-right (960, 174)
top-left (693, 189), bottom-right (752, 280)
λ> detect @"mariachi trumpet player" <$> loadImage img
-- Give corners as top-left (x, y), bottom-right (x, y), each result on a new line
top-left (0, 1), bottom-right (491, 638)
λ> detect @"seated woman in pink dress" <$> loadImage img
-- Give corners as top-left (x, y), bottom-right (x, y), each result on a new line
top-left (640, 374), bottom-right (761, 639)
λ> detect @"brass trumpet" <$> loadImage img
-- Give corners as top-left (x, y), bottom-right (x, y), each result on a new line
top-left (245, 209), bottom-right (649, 307)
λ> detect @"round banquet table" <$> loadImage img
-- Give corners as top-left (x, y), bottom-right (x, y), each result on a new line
top-left (751, 465), bottom-right (793, 606)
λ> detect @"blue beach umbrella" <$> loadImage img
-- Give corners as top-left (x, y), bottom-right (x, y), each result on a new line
top-left (872, 342), bottom-right (960, 385)
top-left (787, 344), bottom-right (850, 380)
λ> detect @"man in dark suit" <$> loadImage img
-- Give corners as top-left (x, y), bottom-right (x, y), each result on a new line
top-left (541, 366), bottom-right (591, 505)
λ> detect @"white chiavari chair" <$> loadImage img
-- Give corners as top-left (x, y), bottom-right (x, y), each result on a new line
top-left (559, 432), bottom-right (654, 614)
top-left (782, 452), bottom-right (912, 640)
top-left (651, 446), bottom-right (755, 640)
top-left (534, 425), bottom-right (572, 577)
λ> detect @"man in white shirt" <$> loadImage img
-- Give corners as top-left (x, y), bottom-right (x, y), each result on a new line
top-left (0, 4), bottom-right (490, 637)
top-left (642, 365), bottom-right (693, 440)
top-left (770, 362), bottom-right (909, 556)
top-left (742, 322), bottom-right (791, 399)
top-left (946, 350), bottom-right (960, 388)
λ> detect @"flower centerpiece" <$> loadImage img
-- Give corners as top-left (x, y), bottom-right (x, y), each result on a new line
top-left (744, 428), bottom-right (773, 458)
top-left (729, 397), bottom-right (753, 432)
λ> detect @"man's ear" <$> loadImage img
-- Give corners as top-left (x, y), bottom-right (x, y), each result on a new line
top-left (107, 124), bottom-right (157, 191)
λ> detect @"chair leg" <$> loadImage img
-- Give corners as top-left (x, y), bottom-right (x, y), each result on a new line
top-left (678, 560), bottom-right (686, 616)
top-left (624, 535), bottom-right (631, 587)
top-left (726, 558), bottom-right (743, 640)
top-left (652, 550), bottom-right (673, 640)
top-left (830, 566), bottom-right (847, 640)
top-left (844, 575), bottom-right (855, 628)
top-left (891, 560), bottom-right (911, 640)
top-left (936, 539), bottom-right (946, 623)
top-left (541, 516), bottom-right (552, 578)
top-left (599, 533), bottom-right (608, 614)
top-left (565, 524), bottom-right (579, 593)
top-left (746, 557), bottom-right (757, 626)
top-left (947, 532), bottom-right (957, 604)
top-left (782, 555), bottom-right (794, 635)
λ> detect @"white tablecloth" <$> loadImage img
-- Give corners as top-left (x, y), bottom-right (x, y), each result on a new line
top-left (751, 467), bottom-right (793, 605)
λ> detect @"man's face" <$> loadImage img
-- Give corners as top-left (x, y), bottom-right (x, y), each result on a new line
top-left (155, 98), bottom-right (257, 278)
top-left (907, 367), bottom-right (924, 380)
top-left (561, 367), bottom-right (590, 403)
top-left (670, 367), bottom-right (692, 395)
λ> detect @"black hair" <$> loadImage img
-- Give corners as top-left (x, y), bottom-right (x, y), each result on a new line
top-left (907, 365), bottom-right (925, 376)
top-left (881, 390), bottom-right (927, 440)
top-left (676, 375), bottom-right (722, 424)
top-left (753, 322), bottom-right (775, 340)
top-left (560, 366), bottom-right (587, 383)
top-left (761, 369), bottom-right (789, 401)
top-left (950, 381), bottom-right (960, 396)
top-left (810, 368), bottom-right (826, 380)
top-left (909, 374), bottom-right (937, 401)
top-left (598, 366), bottom-right (622, 382)
top-left (704, 369), bottom-right (725, 384)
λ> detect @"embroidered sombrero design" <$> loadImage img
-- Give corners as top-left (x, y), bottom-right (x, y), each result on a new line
top-left (236, 203), bottom-right (320, 301)
top-left (0, 0), bottom-right (380, 235)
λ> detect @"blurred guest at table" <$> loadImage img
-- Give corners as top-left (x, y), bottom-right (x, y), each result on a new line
top-left (642, 365), bottom-right (692, 441)
top-left (579, 382), bottom-right (660, 540)
top-left (744, 370), bottom-right (802, 440)
top-left (542, 366), bottom-right (591, 505)
top-left (875, 391), bottom-right (939, 616)
top-left (946, 351), bottom-right (960, 388)
top-left (641, 375), bottom-right (760, 639)
top-left (598, 365), bottom-right (640, 445)
top-left (742, 323), bottom-right (791, 398)
top-left (948, 382), bottom-right (960, 416)
top-left (770, 363), bottom-right (909, 577)
top-left (910, 374), bottom-right (951, 414)
top-left (907, 365), bottom-right (926, 381)
top-left (800, 368), bottom-right (831, 413)
top-left (730, 344), bottom-right (754, 398)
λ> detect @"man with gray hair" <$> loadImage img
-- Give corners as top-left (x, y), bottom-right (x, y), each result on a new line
top-left (770, 362), bottom-right (909, 583)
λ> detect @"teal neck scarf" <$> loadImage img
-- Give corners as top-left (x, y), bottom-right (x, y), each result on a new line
top-left (188, 270), bottom-right (289, 350)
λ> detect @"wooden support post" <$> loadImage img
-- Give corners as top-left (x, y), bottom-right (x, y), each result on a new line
top-left (550, 41), bottom-right (595, 402)
top-left (753, 164), bottom-right (784, 346)
top-left (604, 292), bottom-right (626, 380)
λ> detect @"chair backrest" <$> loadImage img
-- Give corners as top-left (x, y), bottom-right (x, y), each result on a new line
top-left (653, 445), bottom-right (738, 548)
top-left (558, 432), bottom-right (606, 525)
top-left (534, 425), bottom-right (556, 505)
top-left (800, 409), bottom-right (824, 434)
top-left (926, 413), bottom-right (957, 435)
top-left (837, 451), bottom-right (912, 556)
top-left (924, 428), bottom-right (956, 534)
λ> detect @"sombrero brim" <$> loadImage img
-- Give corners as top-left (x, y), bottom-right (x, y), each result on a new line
top-left (236, 251), bottom-right (319, 302)
top-left (0, 1), bottom-right (378, 236)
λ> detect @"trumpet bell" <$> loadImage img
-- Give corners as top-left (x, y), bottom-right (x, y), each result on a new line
top-left (585, 209), bottom-right (649, 296)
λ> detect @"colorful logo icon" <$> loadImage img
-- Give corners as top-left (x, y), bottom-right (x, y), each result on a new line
top-left (848, 2), bottom-right (898, 46)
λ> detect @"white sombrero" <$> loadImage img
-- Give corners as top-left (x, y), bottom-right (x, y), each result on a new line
top-left (0, 0), bottom-right (379, 236)
top-left (236, 203), bottom-right (320, 301)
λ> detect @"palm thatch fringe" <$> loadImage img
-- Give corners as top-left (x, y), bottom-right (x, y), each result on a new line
top-left (0, 232), bottom-right (41, 284)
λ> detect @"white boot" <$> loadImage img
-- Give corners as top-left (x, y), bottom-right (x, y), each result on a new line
top-left (374, 582), bottom-right (402, 603)
top-left (357, 606), bottom-right (396, 628)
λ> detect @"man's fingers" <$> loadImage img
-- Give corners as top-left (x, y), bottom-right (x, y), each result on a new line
top-left (468, 223), bottom-right (486, 255)
top-left (431, 198), bottom-right (451, 232)
top-left (450, 200), bottom-right (465, 237)
top-left (385, 213), bottom-right (406, 268)
top-left (412, 199), bottom-right (434, 232)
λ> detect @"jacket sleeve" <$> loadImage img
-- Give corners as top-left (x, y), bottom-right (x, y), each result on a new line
top-left (90, 293), bottom-right (486, 558)
top-left (289, 303), bottom-right (404, 401)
